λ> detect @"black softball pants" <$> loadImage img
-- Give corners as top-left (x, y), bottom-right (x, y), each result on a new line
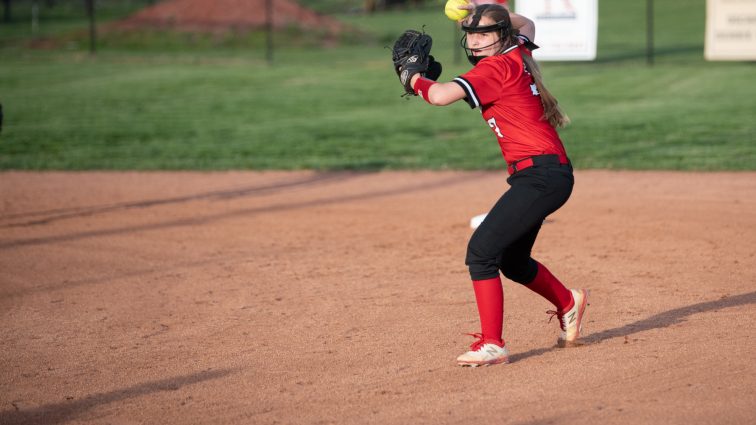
top-left (466, 161), bottom-right (574, 282)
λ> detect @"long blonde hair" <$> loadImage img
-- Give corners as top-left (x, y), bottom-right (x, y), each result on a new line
top-left (520, 53), bottom-right (570, 128)
top-left (483, 6), bottom-right (570, 128)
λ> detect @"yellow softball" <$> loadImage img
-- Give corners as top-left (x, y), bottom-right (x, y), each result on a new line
top-left (445, 0), bottom-right (470, 22)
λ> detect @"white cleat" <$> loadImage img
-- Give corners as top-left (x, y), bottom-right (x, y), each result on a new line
top-left (550, 289), bottom-right (589, 347)
top-left (456, 334), bottom-right (510, 367)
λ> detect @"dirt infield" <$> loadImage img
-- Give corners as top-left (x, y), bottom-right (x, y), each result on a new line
top-left (1, 170), bottom-right (755, 425)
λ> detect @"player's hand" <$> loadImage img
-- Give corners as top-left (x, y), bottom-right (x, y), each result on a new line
top-left (426, 56), bottom-right (442, 81)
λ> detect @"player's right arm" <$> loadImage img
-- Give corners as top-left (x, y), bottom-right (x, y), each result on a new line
top-left (509, 12), bottom-right (535, 42)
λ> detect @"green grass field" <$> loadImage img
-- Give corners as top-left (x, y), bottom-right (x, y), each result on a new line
top-left (0, 0), bottom-right (754, 170)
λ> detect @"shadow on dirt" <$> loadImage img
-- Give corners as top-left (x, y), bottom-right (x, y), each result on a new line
top-left (0, 172), bottom-right (352, 227)
top-left (509, 291), bottom-right (756, 363)
top-left (0, 172), bottom-right (488, 250)
top-left (0, 256), bottom-right (227, 300)
top-left (0, 368), bottom-right (234, 425)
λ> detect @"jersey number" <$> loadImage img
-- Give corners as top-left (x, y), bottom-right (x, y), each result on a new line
top-left (487, 117), bottom-right (504, 138)
top-left (524, 63), bottom-right (540, 96)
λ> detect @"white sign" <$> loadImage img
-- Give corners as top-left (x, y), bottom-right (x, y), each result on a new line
top-left (705, 0), bottom-right (756, 60)
top-left (515, 0), bottom-right (598, 61)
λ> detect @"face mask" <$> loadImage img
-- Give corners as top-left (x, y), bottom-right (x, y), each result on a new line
top-left (460, 5), bottom-right (510, 65)
top-left (460, 33), bottom-right (503, 65)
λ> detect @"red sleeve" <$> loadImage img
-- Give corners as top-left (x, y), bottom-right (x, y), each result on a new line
top-left (453, 59), bottom-right (507, 109)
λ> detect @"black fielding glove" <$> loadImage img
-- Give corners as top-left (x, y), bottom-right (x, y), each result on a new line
top-left (392, 30), bottom-right (433, 96)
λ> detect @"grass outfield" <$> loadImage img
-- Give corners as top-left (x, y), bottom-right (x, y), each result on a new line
top-left (0, 0), bottom-right (754, 170)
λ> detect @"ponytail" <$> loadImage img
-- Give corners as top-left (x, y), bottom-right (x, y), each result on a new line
top-left (520, 52), bottom-right (570, 128)
top-left (478, 3), bottom-right (570, 128)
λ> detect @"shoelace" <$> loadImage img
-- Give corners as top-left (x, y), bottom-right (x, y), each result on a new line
top-left (546, 310), bottom-right (566, 331)
top-left (464, 332), bottom-right (487, 351)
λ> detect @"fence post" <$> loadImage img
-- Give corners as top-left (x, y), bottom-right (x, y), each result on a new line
top-left (32, 2), bottom-right (39, 34)
top-left (3, 0), bottom-right (11, 23)
top-left (453, 22), bottom-right (461, 64)
top-left (646, 0), bottom-right (654, 65)
top-left (266, 0), bottom-right (273, 64)
top-left (85, 0), bottom-right (96, 54)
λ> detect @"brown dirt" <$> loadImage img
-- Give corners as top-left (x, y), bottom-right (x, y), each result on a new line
top-left (116, 0), bottom-right (345, 34)
top-left (1, 170), bottom-right (754, 425)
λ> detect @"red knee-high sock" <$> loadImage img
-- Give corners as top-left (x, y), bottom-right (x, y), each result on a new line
top-left (525, 262), bottom-right (574, 312)
top-left (472, 277), bottom-right (504, 346)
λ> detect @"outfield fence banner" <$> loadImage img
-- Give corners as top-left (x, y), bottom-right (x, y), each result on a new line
top-left (515, 0), bottom-right (598, 61)
top-left (705, 0), bottom-right (756, 60)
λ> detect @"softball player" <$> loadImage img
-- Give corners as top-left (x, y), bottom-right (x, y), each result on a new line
top-left (409, 4), bottom-right (588, 366)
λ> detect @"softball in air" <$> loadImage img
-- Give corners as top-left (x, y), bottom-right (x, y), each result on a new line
top-left (445, 0), bottom-right (470, 21)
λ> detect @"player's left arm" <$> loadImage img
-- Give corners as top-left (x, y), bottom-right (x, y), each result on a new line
top-left (409, 74), bottom-right (467, 106)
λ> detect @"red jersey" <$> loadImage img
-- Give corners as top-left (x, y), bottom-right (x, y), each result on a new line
top-left (452, 45), bottom-right (567, 165)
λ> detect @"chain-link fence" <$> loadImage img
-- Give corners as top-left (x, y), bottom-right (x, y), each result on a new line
top-left (0, 0), bottom-right (709, 65)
